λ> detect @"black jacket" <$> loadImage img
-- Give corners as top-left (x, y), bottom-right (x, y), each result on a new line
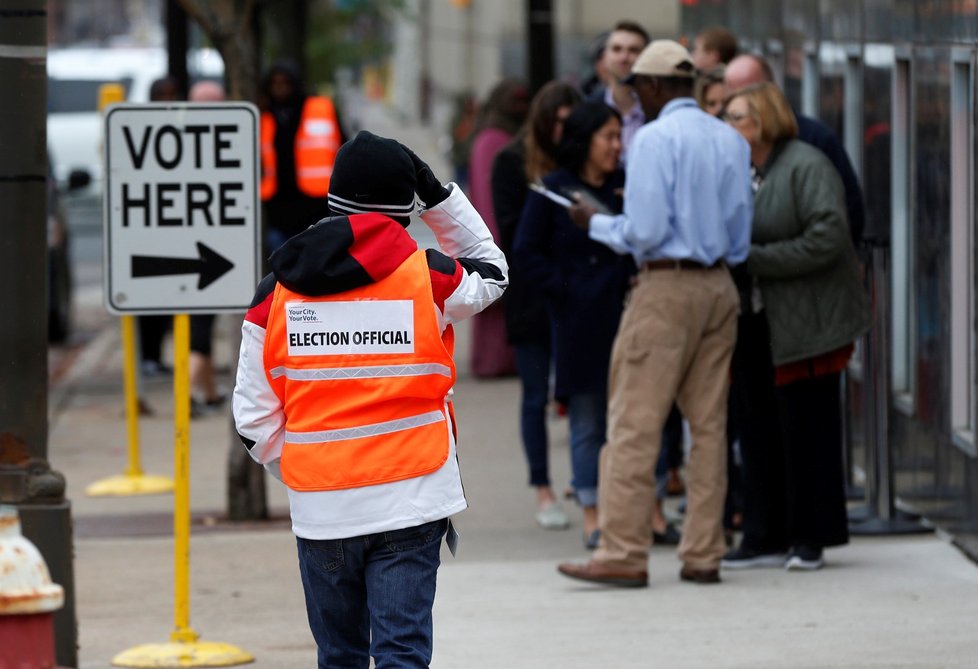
top-left (490, 138), bottom-right (550, 345)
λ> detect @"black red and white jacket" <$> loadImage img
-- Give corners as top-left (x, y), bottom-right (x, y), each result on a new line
top-left (232, 185), bottom-right (507, 540)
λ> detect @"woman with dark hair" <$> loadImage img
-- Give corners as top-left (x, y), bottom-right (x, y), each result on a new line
top-left (492, 81), bottom-right (581, 530)
top-left (514, 101), bottom-right (634, 547)
top-left (695, 65), bottom-right (727, 117)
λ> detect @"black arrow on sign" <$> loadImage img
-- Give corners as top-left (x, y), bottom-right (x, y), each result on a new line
top-left (131, 242), bottom-right (234, 290)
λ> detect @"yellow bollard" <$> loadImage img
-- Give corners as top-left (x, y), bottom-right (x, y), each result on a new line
top-left (85, 315), bottom-right (174, 496)
top-left (112, 315), bottom-right (253, 668)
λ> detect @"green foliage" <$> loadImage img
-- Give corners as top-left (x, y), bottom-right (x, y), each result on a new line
top-left (306, 0), bottom-right (408, 88)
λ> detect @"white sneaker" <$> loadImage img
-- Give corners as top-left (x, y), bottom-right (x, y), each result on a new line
top-left (536, 503), bottom-right (570, 530)
top-left (785, 546), bottom-right (824, 571)
top-left (721, 546), bottom-right (788, 569)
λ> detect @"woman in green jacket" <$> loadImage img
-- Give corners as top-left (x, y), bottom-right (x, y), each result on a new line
top-left (720, 82), bottom-right (870, 572)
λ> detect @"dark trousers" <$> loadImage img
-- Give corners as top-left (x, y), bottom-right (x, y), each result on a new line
top-left (732, 310), bottom-right (849, 551)
top-left (514, 340), bottom-right (551, 487)
top-left (731, 310), bottom-right (789, 552)
top-left (654, 405), bottom-right (684, 498)
top-left (776, 372), bottom-right (850, 548)
top-left (724, 385), bottom-right (744, 529)
top-left (138, 315), bottom-right (169, 365)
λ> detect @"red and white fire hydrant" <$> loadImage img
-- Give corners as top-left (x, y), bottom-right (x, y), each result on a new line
top-left (0, 505), bottom-right (64, 669)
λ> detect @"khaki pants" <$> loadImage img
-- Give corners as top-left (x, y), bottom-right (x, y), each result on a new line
top-left (594, 266), bottom-right (738, 571)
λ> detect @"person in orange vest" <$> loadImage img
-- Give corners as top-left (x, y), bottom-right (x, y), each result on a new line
top-left (259, 60), bottom-right (346, 256)
top-left (233, 130), bottom-right (508, 668)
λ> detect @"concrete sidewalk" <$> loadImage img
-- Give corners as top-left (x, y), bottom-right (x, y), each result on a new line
top-left (52, 308), bottom-right (978, 669)
top-left (49, 102), bottom-right (978, 668)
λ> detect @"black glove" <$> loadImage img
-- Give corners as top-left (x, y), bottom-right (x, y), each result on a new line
top-left (401, 143), bottom-right (451, 207)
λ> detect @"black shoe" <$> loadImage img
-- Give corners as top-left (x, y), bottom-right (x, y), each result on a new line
top-left (721, 545), bottom-right (788, 569)
top-left (785, 545), bottom-right (824, 571)
top-left (141, 360), bottom-right (172, 377)
top-left (190, 395), bottom-right (226, 420)
top-left (652, 523), bottom-right (681, 546)
top-left (584, 529), bottom-right (601, 550)
top-left (204, 394), bottom-right (227, 409)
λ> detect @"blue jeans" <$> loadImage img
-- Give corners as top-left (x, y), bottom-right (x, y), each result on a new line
top-left (296, 519), bottom-right (448, 668)
top-left (655, 404), bottom-right (684, 499)
top-left (514, 341), bottom-right (552, 487)
top-left (568, 392), bottom-right (607, 507)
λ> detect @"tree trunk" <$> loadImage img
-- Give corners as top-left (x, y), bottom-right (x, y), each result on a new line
top-left (225, 320), bottom-right (268, 521)
top-left (178, 0), bottom-right (266, 520)
top-left (178, 0), bottom-right (260, 102)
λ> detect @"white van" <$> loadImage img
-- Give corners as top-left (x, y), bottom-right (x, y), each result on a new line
top-left (47, 46), bottom-right (225, 201)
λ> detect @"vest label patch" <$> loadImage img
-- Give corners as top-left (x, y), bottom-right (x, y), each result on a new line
top-left (285, 300), bottom-right (414, 356)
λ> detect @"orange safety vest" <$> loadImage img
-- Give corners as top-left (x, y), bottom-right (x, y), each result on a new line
top-left (264, 250), bottom-right (457, 491)
top-left (260, 96), bottom-right (341, 201)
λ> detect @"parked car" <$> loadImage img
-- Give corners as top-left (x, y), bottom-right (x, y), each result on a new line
top-left (47, 157), bottom-right (90, 342)
top-left (45, 47), bottom-right (225, 340)
top-left (46, 46), bottom-right (224, 201)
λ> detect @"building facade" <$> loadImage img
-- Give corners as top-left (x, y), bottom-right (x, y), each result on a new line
top-left (390, 0), bottom-right (679, 127)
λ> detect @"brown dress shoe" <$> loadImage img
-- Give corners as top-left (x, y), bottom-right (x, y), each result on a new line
top-left (679, 565), bottom-right (721, 584)
top-left (557, 560), bottom-right (648, 588)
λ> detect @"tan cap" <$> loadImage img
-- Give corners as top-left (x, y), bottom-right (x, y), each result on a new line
top-left (627, 39), bottom-right (695, 81)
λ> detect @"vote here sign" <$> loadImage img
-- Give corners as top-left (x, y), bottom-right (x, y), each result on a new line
top-left (103, 102), bottom-right (261, 314)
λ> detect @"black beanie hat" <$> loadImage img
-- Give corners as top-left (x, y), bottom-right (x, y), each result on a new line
top-left (327, 130), bottom-right (417, 227)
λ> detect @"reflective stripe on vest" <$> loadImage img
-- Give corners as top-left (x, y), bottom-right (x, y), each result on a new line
top-left (285, 410), bottom-right (444, 444)
top-left (263, 250), bottom-right (456, 491)
top-left (269, 362), bottom-right (453, 381)
top-left (260, 96), bottom-right (341, 201)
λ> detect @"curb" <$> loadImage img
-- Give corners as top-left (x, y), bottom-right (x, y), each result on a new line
top-left (48, 319), bottom-right (119, 427)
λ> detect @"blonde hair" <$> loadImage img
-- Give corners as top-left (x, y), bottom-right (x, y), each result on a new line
top-left (728, 81), bottom-right (798, 144)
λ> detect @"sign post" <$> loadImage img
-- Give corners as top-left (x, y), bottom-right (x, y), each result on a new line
top-left (104, 102), bottom-right (258, 668)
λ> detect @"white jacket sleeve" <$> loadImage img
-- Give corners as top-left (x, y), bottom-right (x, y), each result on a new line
top-left (232, 318), bottom-right (286, 480)
top-left (419, 183), bottom-right (509, 325)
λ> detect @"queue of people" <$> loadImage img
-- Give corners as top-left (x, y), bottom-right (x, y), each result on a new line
top-left (515, 101), bottom-right (632, 547)
top-left (457, 21), bottom-right (869, 587)
top-left (492, 81), bottom-right (583, 530)
top-left (221, 21), bottom-right (870, 667)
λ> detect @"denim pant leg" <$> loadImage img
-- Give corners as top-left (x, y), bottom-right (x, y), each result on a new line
top-left (655, 404), bottom-right (684, 499)
top-left (515, 341), bottom-right (551, 487)
top-left (366, 519), bottom-right (448, 669)
top-left (568, 392), bottom-right (608, 508)
top-left (296, 535), bottom-right (371, 669)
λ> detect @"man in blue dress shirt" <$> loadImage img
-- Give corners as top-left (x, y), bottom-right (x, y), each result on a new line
top-left (558, 39), bottom-right (753, 587)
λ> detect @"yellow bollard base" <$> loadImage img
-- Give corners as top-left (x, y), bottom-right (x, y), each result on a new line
top-left (85, 473), bottom-right (175, 497)
top-left (112, 640), bottom-right (254, 668)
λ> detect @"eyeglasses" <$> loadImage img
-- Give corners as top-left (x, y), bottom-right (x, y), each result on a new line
top-left (722, 111), bottom-right (751, 123)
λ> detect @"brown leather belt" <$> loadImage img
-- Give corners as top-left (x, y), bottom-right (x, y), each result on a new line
top-left (641, 259), bottom-right (724, 271)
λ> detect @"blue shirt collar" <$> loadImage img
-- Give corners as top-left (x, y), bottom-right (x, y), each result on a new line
top-left (658, 97), bottom-right (699, 118)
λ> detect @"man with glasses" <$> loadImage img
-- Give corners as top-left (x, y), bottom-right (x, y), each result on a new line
top-left (724, 53), bottom-right (865, 245)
